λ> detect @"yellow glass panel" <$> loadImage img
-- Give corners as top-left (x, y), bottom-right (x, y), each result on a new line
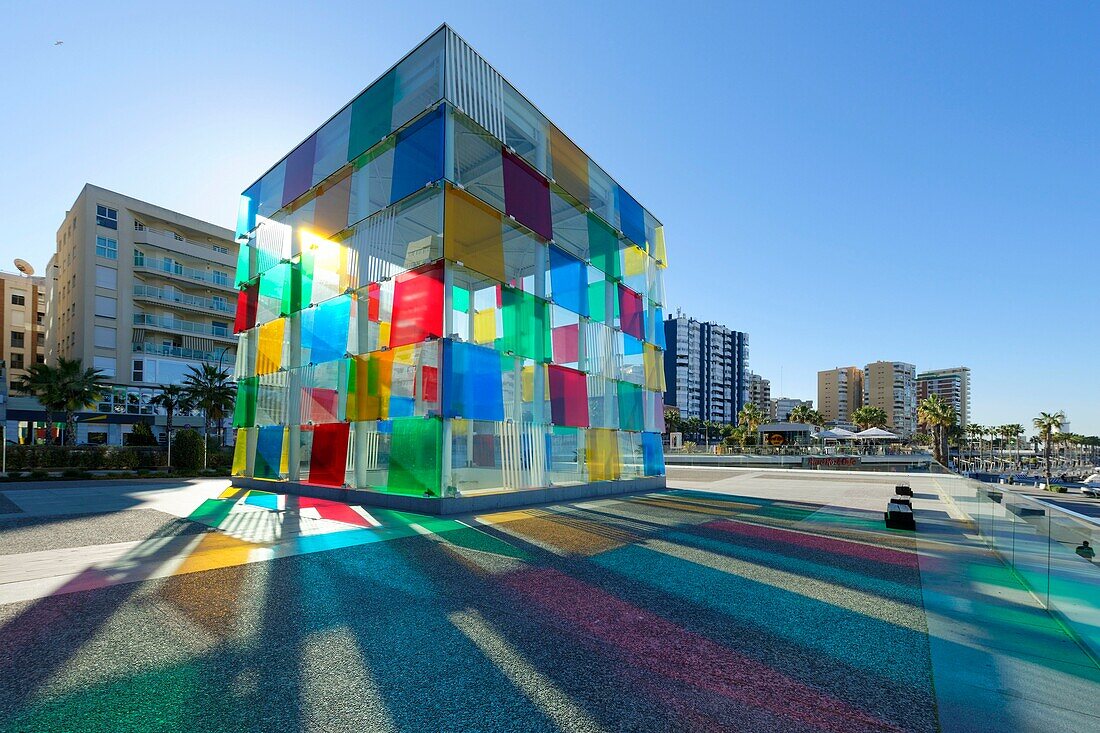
top-left (653, 226), bottom-right (667, 267)
top-left (379, 322), bottom-right (391, 349)
top-left (587, 429), bottom-right (621, 481)
top-left (256, 318), bottom-right (285, 375)
top-left (350, 351), bottom-right (394, 421)
top-left (521, 365), bottom-right (535, 402)
top-left (231, 429), bottom-right (248, 475)
top-left (444, 185), bottom-right (505, 282)
top-left (302, 230), bottom-right (350, 293)
top-left (644, 344), bottom-right (665, 392)
top-left (549, 124), bottom-right (590, 205)
top-left (279, 428), bottom-right (290, 475)
top-left (473, 308), bottom-right (496, 344)
top-left (623, 245), bottom-right (647, 277)
top-left (391, 343), bottom-right (417, 366)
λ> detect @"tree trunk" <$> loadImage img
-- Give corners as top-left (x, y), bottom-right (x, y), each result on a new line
top-left (1044, 436), bottom-right (1052, 489)
top-left (65, 411), bottom-right (77, 446)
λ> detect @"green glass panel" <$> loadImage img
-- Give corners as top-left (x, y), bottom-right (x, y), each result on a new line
top-left (500, 287), bottom-right (550, 362)
top-left (233, 377), bottom-right (258, 428)
top-left (452, 285), bottom-right (470, 314)
top-left (587, 213), bottom-right (620, 280)
top-left (348, 71), bottom-right (396, 162)
top-left (387, 417), bottom-right (442, 496)
top-left (234, 244), bottom-right (254, 288)
top-left (588, 280), bottom-right (606, 324)
top-left (617, 381), bottom-right (644, 432)
top-left (280, 261), bottom-right (312, 316)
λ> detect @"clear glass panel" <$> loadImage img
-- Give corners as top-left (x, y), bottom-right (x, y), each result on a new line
top-left (452, 109), bottom-right (505, 212)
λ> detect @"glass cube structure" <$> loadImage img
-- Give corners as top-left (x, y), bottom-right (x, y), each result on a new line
top-left (230, 26), bottom-right (668, 507)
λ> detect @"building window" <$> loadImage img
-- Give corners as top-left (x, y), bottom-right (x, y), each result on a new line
top-left (134, 221), bottom-right (146, 231)
top-left (173, 232), bottom-right (184, 241)
top-left (95, 264), bottom-right (118, 290)
top-left (36, 333), bottom-right (44, 347)
top-left (213, 244), bottom-right (229, 254)
top-left (96, 236), bottom-right (118, 259)
top-left (211, 321), bottom-right (229, 337)
top-left (10, 353), bottom-right (23, 370)
top-left (36, 354), bottom-right (44, 364)
top-left (10, 294), bottom-right (24, 306)
top-left (212, 270), bottom-right (229, 286)
top-left (134, 250), bottom-right (146, 266)
top-left (212, 295), bottom-right (228, 311)
top-left (94, 325), bottom-right (117, 349)
top-left (36, 312), bottom-right (44, 325)
top-left (10, 331), bottom-right (23, 348)
top-left (93, 356), bottom-right (117, 377)
top-left (94, 295), bottom-right (117, 318)
top-left (87, 431), bottom-right (108, 445)
top-left (96, 205), bottom-right (118, 229)
top-left (132, 359), bottom-right (144, 382)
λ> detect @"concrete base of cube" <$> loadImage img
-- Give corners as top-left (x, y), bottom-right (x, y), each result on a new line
top-left (229, 475), bottom-right (667, 515)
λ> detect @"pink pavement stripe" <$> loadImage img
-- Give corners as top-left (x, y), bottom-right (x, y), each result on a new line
top-left (706, 519), bottom-right (918, 568)
top-left (297, 497), bottom-right (373, 527)
top-left (502, 568), bottom-right (903, 733)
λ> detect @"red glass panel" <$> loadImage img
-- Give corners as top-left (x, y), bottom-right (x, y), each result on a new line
top-left (306, 422), bottom-right (349, 487)
top-left (367, 282), bottom-right (380, 322)
top-left (502, 148), bottom-right (552, 241)
top-left (234, 283), bottom-right (259, 334)
top-left (548, 364), bottom-right (589, 427)
top-left (618, 284), bottom-right (644, 340)
top-left (422, 365), bottom-right (439, 402)
top-left (552, 323), bottom-right (579, 363)
top-left (390, 261), bottom-right (444, 347)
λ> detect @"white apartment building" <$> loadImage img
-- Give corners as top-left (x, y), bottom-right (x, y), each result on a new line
top-left (747, 372), bottom-right (771, 416)
top-left (916, 367), bottom-right (971, 428)
top-left (49, 184), bottom-right (238, 445)
top-left (770, 397), bottom-right (813, 422)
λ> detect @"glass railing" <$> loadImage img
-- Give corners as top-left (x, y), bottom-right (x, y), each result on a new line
top-left (133, 342), bottom-right (233, 363)
top-left (133, 314), bottom-right (232, 338)
top-left (133, 256), bottom-right (233, 288)
top-left (941, 477), bottom-right (1100, 661)
top-left (133, 285), bottom-right (235, 314)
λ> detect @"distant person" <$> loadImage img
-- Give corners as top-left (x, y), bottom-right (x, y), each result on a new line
top-left (1076, 541), bottom-right (1095, 560)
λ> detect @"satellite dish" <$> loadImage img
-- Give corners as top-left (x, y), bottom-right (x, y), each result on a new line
top-left (13, 259), bottom-right (34, 276)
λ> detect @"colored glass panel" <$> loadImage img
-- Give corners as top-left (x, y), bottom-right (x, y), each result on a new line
top-left (391, 106), bottom-right (444, 204)
top-left (348, 70), bottom-right (396, 162)
top-left (453, 110), bottom-right (505, 211)
top-left (387, 417), bottom-right (442, 496)
top-left (350, 350), bottom-right (394, 421)
top-left (551, 323), bottom-right (580, 364)
top-left (502, 148), bottom-right (552, 241)
top-left (642, 432), bottom-right (664, 476)
top-left (548, 364), bottom-right (588, 427)
top-left (255, 425), bottom-right (285, 479)
top-left (310, 295), bottom-right (352, 364)
top-left (616, 185), bottom-right (646, 250)
top-left (445, 185), bottom-right (505, 281)
top-left (313, 107), bottom-right (351, 187)
top-left (588, 213), bottom-right (620, 279)
top-left (236, 184), bottom-right (259, 242)
top-left (548, 245), bottom-right (587, 316)
top-left (282, 133), bottom-right (317, 208)
top-left (390, 262), bottom-right (444, 347)
top-left (587, 428), bottom-right (621, 481)
top-left (618, 285), bottom-right (644, 340)
top-left (231, 428), bottom-right (250, 476)
top-left (313, 169), bottom-right (352, 238)
top-left (473, 309), bottom-right (497, 344)
top-left (256, 318), bottom-right (286, 375)
top-left (500, 287), bottom-right (549, 362)
top-left (306, 422), bottom-right (349, 487)
top-left (443, 340), bottom-right (504, 421)
top-left (644, 344), bottom-right (665, 392)
top-left (233, 377), bottom-right (258, 428)
top-left (617, 380), bottom-right (644, 432)
top-left (549, 124), bottom-right (589, 206)
top-left (234, 282), bottom-right (259, 334)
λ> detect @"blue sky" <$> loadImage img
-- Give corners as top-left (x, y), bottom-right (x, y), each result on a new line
top-left (4, 1), bottom-right (1097, 434)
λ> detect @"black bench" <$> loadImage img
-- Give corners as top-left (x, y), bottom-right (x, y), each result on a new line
top-left (885, 501), bottom-right (915, 530)
top-left (895, 484), bottom-right (913, 497)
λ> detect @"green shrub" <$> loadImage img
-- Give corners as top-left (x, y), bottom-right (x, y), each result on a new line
top-left (29, 470), bottom-right (49, 480)
top-left (172, 429), bottom-right (204, 470)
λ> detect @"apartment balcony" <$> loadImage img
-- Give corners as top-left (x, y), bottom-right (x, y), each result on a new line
top-left (134, 225), bottom-right (233, 264)
top-left (133, 314), bottom-right (235, 342)
top-left (133, 284), bottom-right (236, 318)
top-left (132, 254), bottom-right (235, 291)
top-left (133, 342), bottom-right (234, 364)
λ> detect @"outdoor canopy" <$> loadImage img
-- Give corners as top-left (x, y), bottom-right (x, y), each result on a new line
top-left (854, 427), bottom-right (899, 439)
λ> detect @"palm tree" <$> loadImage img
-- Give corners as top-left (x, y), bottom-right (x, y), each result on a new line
top-left (851, 406), bottom-right (888, 431)
top-left (737, 403), bottom-right (766, 446)
top-left (14, 363), bottom-right (64, 444)
top-left (182, 364), bottom-right (236, 448)
top-left (787, 404), bottom-right (825, 427)
top-left (1032, 411), bottom-right (1065, 490)
top-left (1003, 423), bottom-right (1024, 471)
top-left (918, 394), bottom-right (956, 466)
top-left (966, 424), bottom-right (983, 467)
top-left (17, 359), bottom-right (107, 445)
top-left (151, 384), bottom-right (191, 441)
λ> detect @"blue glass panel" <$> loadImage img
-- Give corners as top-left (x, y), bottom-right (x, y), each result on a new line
top-left (623, 333), bottom-right (644, 356)
top-left (443, 340), bottom-right (504, 421)
top-left (255, 425), bottom-right (284, 479)
top-left (642, 432), bottom-right (664, 476)
top-left (236, 182), bottom-right (260, 240)
top-left (310, 295), bottom-right (351, 364)
top-left (654, 307), bottom-right (666, 349)
top-left (549, 245), bottom-right (588, 317)
top-left (617, 185), bottom-right (646, 250)
top-left (391, 107), bottom-right (444, 205)
top-left (390, 395), bottom-right (416, 418)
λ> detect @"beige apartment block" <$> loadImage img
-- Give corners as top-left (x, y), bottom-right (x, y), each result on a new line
top-left (863, 360), bottom-right (917, 437)
top-left (818, 366), bottom-right (863, 425)
top-left (0, 270), bottom-right (46, 389)
top-left (917, 366), bottom-right (971, 428)
top-left (48, 184), bottom-right (238, 445)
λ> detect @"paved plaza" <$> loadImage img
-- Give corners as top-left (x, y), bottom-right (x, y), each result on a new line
top-left (0, 469), bottom-right (1097, 732)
